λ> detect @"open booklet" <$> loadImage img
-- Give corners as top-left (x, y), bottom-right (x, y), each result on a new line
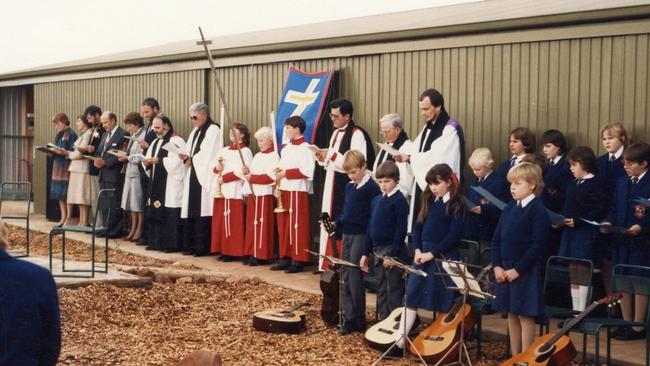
top-left (376, 142), bottom-right (400, 157)
top-left (635, 197), bottom-right (650, 208)
top-left (35, 143), bottom-right (64, 154)
top-left (83, 155), bottom-right (102, 162)
top-left (471, 186), bottom-right (507, 210)
top-left (580, 219), bottom-right (627, 234)
top-left (162, 142), bottom-right (185, 155)
top-left (107, 149), bottom-right (145, 160)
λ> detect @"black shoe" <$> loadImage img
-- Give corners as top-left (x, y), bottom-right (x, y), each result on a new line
top-left (219, 255), bottom-right (233, 262)
top-left (248, 258), bottom-right (261, 266)
top-left (182, 251), bottom-right (195, 256)
top-left (284, 264), bottom-right (303, 273)
top-left (616, 328), bottom-right (645, 341)
top-left (270, 259), bottom-right (290, 271)
top-left (193, 252), bottom-right (209, 257)
top-left (338, 324), bottom-right (355, 335)
top-left (610, 327), bottom-right (626, 338)
top-left (242, 256), bottom-right (252, 265)
top-left (145, 246), bottom-right (156, 251)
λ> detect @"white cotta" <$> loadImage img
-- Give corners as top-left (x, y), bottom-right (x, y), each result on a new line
top-left (209, 146), bottom-right (253, 200)
top-left (243, 150), bottom-right (279, 196)
top-left (181, 124), bottom-right (222, 218)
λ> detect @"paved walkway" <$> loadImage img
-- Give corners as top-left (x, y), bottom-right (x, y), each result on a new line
top-left (1, 200), bottom-right (646, 365)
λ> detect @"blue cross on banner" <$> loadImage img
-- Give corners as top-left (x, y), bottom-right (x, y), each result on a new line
top-left (275, 67), bottom-right (334, 149)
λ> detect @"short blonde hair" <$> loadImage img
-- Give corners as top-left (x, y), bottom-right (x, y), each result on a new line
top-left (600, 122), bottom-right (629, 147)
top-left (343, 149), bottom-right (366, 172)
top-left (0, 220), bottom-right (7, 249)
top-left (507, 162), bottom-right (544, 196)
top-left (254, 126), bottom-right (274, 142)
top-left (468, 147), bottom-right (495, 169)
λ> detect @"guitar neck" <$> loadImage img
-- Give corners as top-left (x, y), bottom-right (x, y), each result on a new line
top-left (284, 302), bottom-right (308, 313)
top-left (543, 301), bottom-right (600, 348)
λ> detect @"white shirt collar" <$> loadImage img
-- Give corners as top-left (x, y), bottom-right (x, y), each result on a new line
top-left (356, 173), bottom-right (371, 189)
top-left (480, 171), bottom-right (493, 181)
top-left (109, 125), bottom-right (119, 136)
top-left (551, 155), bottom-right (563, 165)
top-left (635, 170), bottom-right (648, 182)
top-left (519, 193), bottom-right (535, 208)
top-left (512, 154), bottom-right (525, 164)
top-left (437, 192), bottom-right (451, 203)
top-left (610, 146), bottom-right (624, 160)
top-left (385, 185), bottom-right (400, 197)
top-left (583, 173), bottom-right (595, 180)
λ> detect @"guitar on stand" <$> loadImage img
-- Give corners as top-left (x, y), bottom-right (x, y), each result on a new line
top-left (317, 212), bottom-right (341, 326)
top-left (501, 295), bottom-right (622, 366)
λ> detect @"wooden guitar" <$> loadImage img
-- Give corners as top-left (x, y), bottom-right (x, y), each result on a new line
top-left (253, 302), bottom-right (310, 334)
top-left (319, 212), bottom-right (340, 326)
top-left (409, 298), bottom-right (477, 363)
top-left (501, 295), bottom-right (621, 366)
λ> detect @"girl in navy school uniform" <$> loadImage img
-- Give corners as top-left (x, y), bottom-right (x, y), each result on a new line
top-left (465, 147), bottom-right (510, 243)
top-left (492, 162), bottom-right (550, 356)
top-left (595, 122), bottom-right (629, 296)
top-left (540, 130), bottom-right (572, 259)
top-left (496, 127), bottom-right (536, 179)
top-left (601, 143), bottom-right (650, 341)
top-left (391, 163), bottom-right (466, 356)
top-left (558, 146), bottom-right (608, 311)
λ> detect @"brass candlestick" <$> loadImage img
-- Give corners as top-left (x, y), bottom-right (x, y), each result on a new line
top-left (273, 167), bottom-right (287, 213)
top-left (214, 156), bottom-right (225, 199)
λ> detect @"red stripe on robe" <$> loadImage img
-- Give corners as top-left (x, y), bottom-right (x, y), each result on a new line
top-left (276, 190), bottom-right (311, 262)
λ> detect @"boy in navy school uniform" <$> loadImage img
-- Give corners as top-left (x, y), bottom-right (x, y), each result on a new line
top-left (496, 127), bottom-right (536, 179)
top-left (558, 146), bottom-right (608, 311)
top-left (360, 161), bottom-right (409, 321)
top-left (601, 142), bottom-right (650, 341)
top-left (492, 162), bottom-right (550, 356)
top-left (595, 122), bottom-right (629, 295)
top-left (465, 147), bottom-right (510, 243)
top-left (540, 129), bottom-right (572, 259)
top-left (334, 150), bottom-right (381, 334)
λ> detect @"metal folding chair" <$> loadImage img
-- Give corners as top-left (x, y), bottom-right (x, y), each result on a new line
top-left (0, 181), bottom-right (32, 257)
top-left (48, 189), bottom-right (114, 278)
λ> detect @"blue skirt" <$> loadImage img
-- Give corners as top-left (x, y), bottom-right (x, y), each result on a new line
top-left (492, 259), bottom-right (543, 317)
top-left (558, 226), bottom-right (597, 262)
top-left (613, 237), bottom-right (650, 274)
top-left (405, 252), bottom-right (457, 312)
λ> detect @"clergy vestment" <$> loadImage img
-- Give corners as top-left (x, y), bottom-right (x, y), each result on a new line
top-left (243, 147), bottom-right (279, 260)
top-left (144, 131), bottom-right (186, 251)
top-left (371, 130), bottom-right (415, 198)
top-left (181, 120), bottom-right (221, 256)
top-left (318, 121), bottom-right (374, 270)
top-left (210, 144), bottom-right (253, 256)
top-left (406, 110), bottom-right (465, 232)
top-left (278, 137), bottom-right (316, 263)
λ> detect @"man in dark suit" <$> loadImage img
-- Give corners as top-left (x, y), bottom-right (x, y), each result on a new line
top-left (0, 221), bottom-right (61, 366)
top-left (93, 111), bottom-right (128, 238)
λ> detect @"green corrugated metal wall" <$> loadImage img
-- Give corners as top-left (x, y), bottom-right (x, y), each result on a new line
top-left (33, 70), bottom-right (204, 213)
top-left (32, 32), bottom-right (650, 214)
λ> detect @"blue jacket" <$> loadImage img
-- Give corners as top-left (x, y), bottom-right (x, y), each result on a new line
top-left (0, 248), bottom-right (61, 366)
top-left (562, 176), bottom-right (609, 227)
top-left (542, 156), bottom-right (572, 213)
top-left (364, 190), bottom-right (409, 256)
top-left (492, 197), bottom-right (550, 274)
top-left (606, 172), bottom-right (650, 233)
top-left (465, 172), bottom-right (511, 241)
top-left (335, 177), bottom-right (381, 235)
top-left (413, 198), bottom-right (465, 257)
top-left (596, 153), bottom-right (626, 210)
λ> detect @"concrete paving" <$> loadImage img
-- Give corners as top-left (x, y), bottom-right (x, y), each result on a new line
top-left (1, 200), bottom-right (647, 365)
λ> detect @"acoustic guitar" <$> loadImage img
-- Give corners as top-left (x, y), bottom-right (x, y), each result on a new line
top-left (319, 212), bottom-right (340, 326)
top-left (252, 302), bottom-right (310, 334)
top-left (409, 298), bottom-right (476, 363)
top-left (364, 307), bottom-right (409, 350)
top-left (501, 295), bottom-right (621, 366)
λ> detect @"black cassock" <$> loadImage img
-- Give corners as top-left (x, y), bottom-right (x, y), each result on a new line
top-left (145, 131), bottom-right (182, 251)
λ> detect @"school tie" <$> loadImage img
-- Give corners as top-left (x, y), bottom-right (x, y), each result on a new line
top-left (516, 200), bottom-right (522, 208)
top-left (576, 179), bottom-right (584, 185)
top-left (510, 156), bottom-right (517, 167)
top-left (631, 177), bottom-right (639, 185)
top-left (102, 132), bottom-right (112, 154)
top-left (549, 159), bottom-right (555, 167)
top-left (609, 155), bottom-right (616, 162)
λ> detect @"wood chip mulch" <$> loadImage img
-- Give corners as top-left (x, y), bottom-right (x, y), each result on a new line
top-left (57, 279), bottom-right (516, 366)
top-left (5, 224), bottom-right (199, 270)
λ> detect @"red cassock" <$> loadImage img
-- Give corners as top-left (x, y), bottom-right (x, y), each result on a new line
top-left (211, 197), bottom-right (245, 256)
top-left (276, 190), bottom-right (311, 263)
top-left (244, 194), bottom-right (275, 260)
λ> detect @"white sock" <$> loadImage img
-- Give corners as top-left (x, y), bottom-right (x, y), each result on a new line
top-left (396, 308), bottom-right (418, 349)
top-left (570, 287), bottom-right (581, 311)
top-left (577, 285), bottom-right (590, 311)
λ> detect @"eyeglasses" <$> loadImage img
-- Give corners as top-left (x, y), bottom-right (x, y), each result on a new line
top-left (190, 116), bottom-right (198, 121)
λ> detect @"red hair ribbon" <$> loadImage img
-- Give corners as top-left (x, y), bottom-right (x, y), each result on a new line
top-left (451, 172), bottom-right (460, 192)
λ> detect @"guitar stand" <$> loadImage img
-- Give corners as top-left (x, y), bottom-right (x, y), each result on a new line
top-left (372, 256), bottom-right (428, 366)
top-left (434, 259), bottom-right (494, 366)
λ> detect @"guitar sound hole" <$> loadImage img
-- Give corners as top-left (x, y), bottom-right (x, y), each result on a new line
top-left (425, 336), bottom-right (444, 341)
top-left (378, 328), bottom-right (394, 335)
